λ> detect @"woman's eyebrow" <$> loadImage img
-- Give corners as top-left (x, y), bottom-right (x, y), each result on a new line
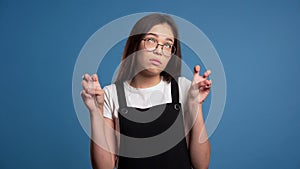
top-left (146, 33), bottom-right (174, 43)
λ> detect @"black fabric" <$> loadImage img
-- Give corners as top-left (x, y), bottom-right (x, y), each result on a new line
top-left (115, 78), bottom-right (192, 169)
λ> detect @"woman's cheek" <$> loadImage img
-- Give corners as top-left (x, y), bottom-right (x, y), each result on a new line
top-left (136, 52), bottom-right (149, 68)
top-left (162, 58), bottom-right (171, 68)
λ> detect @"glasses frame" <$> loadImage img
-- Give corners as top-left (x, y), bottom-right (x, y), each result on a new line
top-left (142, 38), bottom-right (176, 57)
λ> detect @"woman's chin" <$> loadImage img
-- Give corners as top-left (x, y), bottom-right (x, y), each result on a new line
top-left (142, 68), bottom-right (163, 77)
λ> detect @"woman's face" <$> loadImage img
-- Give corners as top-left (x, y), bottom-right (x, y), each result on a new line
top-left (135, 23), bottom-right (175, 77)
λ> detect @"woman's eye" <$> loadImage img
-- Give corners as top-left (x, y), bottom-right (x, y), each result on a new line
top-left (164, 43), bottom-right (172, 48)
top-left (147, 38), bottom-right (156, 43)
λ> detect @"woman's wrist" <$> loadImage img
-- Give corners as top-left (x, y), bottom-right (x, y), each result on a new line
top-left (89, 108), bottom-right (103, 118)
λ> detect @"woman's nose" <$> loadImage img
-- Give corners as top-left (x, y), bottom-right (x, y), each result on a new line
top-left (153, 44), bottom-right (164, 56)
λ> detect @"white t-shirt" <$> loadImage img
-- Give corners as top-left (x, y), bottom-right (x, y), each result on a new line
top-left (103, 77), bottom-right (192, 120)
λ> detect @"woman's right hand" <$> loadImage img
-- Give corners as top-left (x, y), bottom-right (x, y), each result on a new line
top-left (81, 74), bottom-right (104, 114)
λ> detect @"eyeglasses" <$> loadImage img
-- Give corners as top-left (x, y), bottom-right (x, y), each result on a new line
top-left (142, 38), bottom-right (176, 57)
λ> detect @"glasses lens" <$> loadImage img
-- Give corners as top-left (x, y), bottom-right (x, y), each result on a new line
top-left (162, 45), bottom-right (176, 57)
top-left (144, 38), bottom-right (157, 51)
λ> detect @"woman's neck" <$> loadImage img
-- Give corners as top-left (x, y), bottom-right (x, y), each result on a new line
top-left (129, 74), bottom-right (162, 88)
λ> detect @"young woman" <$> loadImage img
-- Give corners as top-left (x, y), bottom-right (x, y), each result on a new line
top-left (81, 13), bottom-right (212, 169)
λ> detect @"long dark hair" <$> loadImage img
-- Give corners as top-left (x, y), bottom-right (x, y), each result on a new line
top-left (115, 13), bottom-right (182, 83)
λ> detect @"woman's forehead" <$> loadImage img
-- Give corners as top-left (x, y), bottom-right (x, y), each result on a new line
top-left (147, 24), bottom-right (174, 41)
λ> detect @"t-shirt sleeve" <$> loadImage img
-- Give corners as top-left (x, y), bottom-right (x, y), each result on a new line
top-left (179, 76), bottom-right (192, 102)
top-left (178, 77), bottom-right (192, 114)
top-left (103, 85), bottom-right (115, 120)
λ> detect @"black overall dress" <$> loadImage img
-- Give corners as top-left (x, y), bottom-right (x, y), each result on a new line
top-left (115, 78), bottom-right (192, 169)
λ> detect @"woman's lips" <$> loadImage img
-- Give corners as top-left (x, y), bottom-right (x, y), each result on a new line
top-left (149, 59), bottom-right (162, 66)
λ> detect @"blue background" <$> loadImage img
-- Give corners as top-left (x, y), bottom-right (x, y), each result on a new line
top-left (1, 0), bottom-right (300, 168)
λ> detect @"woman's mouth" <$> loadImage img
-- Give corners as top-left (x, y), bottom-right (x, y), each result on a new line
top-left (149, 59), bottom-right (162, 66)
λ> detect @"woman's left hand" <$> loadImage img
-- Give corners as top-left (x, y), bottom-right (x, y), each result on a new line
top-left (189, 65), bottom-right (212, 104)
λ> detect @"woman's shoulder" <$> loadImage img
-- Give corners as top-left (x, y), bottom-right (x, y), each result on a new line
top-left (103, 83), bottom-right (115, 90)
top-left (178, 76), bottom-right (192, 87)
top-left (174, 77), bottom-right (191, 105)
top-left (102, 83), bottom-right (117, 96)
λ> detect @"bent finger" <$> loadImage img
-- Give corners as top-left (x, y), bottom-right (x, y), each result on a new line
top-left (81, 80), bottom-right (90, 91)
top-left (87, 87), bottom-right (104, 96)
top-left (196, 81), bottom-right (207, 88)
top-left (83, 74), bottom-right (91, 82)
top-left (203, 70), bottom-right (212, 78)
top-left (91, 74), bottom-right (102, 89)
top-left (204, 80), bottom-right (212, 89)
top-left (81, 90), bottom-right (92, 99)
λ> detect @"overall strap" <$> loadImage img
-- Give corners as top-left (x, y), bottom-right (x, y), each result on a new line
top-left (171, 77), bottom-right (180, 103)
top-left (115, 81), bottom-right (127, 108)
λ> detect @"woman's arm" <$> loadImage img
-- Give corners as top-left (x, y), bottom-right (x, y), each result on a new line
top-left (188, 104), bottom-right (210, 169)
top-left (81, 74), bottom-right (116, 169)
top-left (90, 110), bottom-right (116, 169)
top-left (187, 65), bottom-right (212, 169)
